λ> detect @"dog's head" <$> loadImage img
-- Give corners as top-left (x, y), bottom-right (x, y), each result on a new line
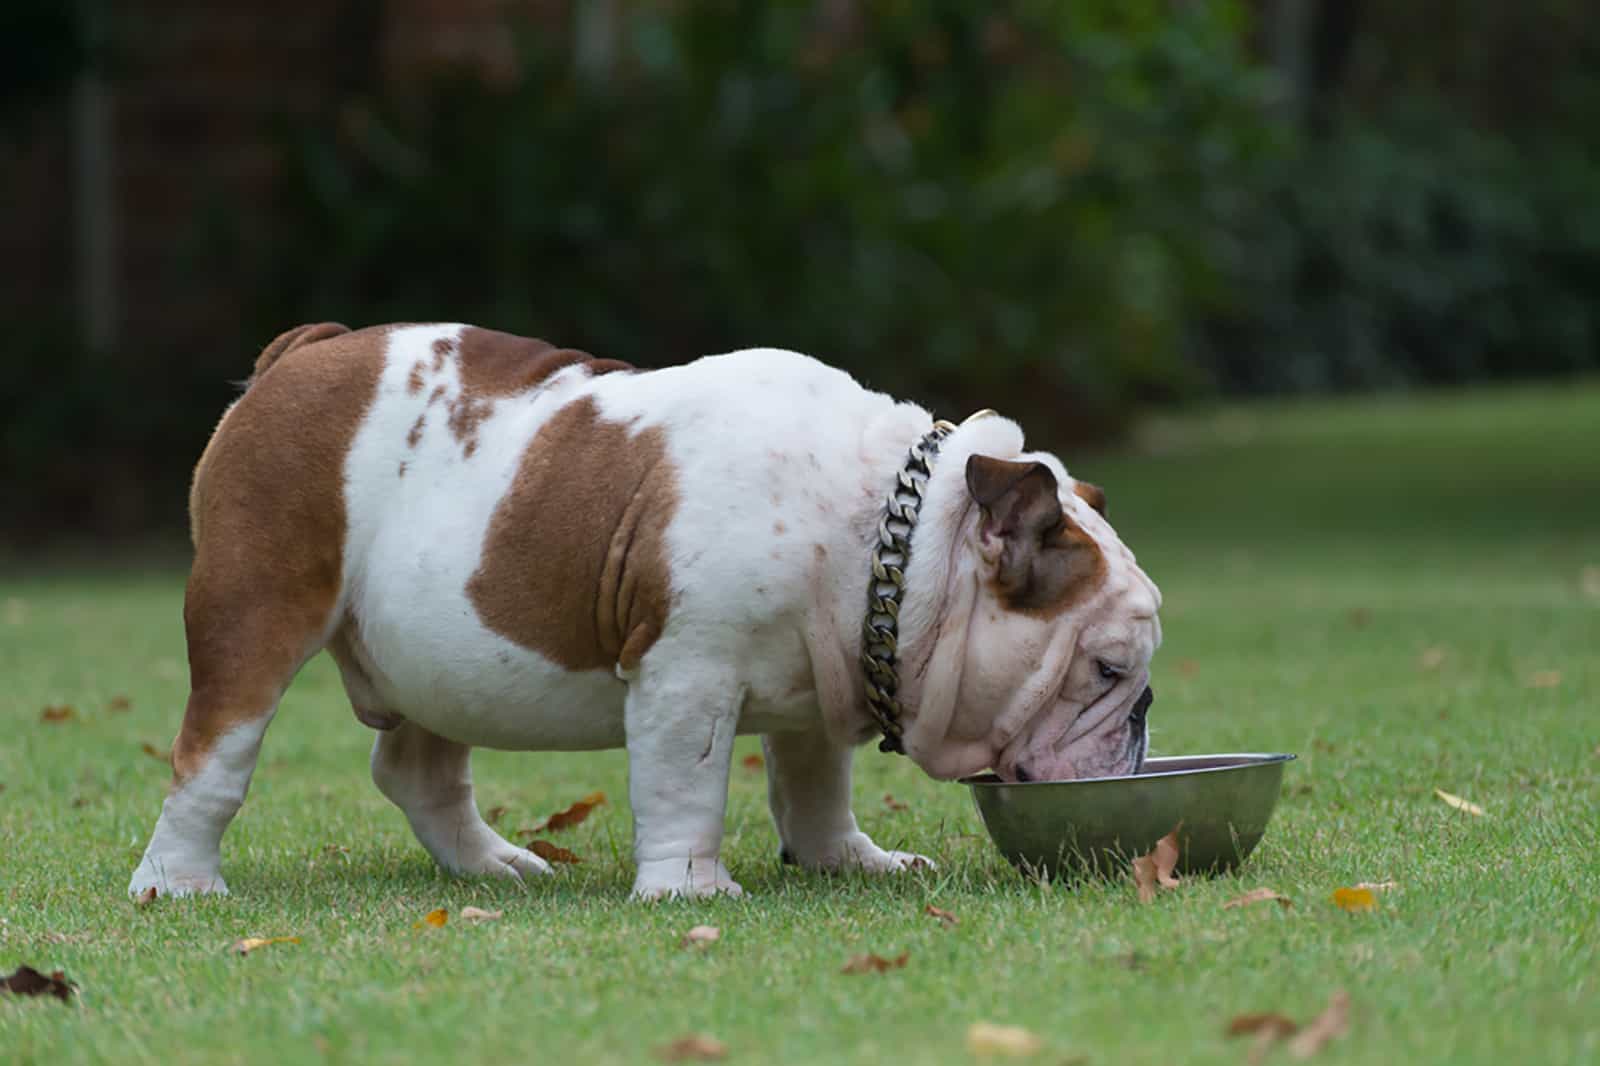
top-left (898, 436), bottom-right (1161, 784)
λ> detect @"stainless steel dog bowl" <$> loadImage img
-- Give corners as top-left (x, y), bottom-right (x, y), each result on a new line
top-left (964, 753), bottom-right (1295, 879)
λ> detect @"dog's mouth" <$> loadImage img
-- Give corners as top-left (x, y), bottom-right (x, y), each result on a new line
top-left (999, 685), bottom-right (1154, 783)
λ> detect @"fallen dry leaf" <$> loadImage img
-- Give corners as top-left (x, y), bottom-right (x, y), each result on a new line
top-left (544, 791), bottom-right (607, 832)
top-left (232, 935), bottom-right (300, 955)
top-left (1223, 887), bottom-right (1292, 911)
top-left (140, 742), bottom-right (170, 763)
top-left (1582, 566), bottom-right (1600, 600)
top-left (526, 840), bottom-right (582, 864)
top-left (1330, 887), bottom-right (1376, 913)
top-left (740, 753), bottom-right (764, 771)
top-left (1527, 670), bottom-right (1563, 689)
top-left (459, 907), bottom-right (503, 922)
top-left (1227, 1013), bottom-right (1300, 1039)
top-left (1418, 647), bottom-right (1447, 671)
top-left (108, 695), bottom-right (132, 712)
top-left (681, 925), bottom-right (721, 948)
top-left (1132, 825), bottom-right (1182, 903)
top-left (0, 965), bottom-right (76, 1002)
top-left (841, 951), bottom-right (909, 975)
top-left (882, 793), bottom-right (909, 812)
top-left (1354, 880), bottom-right (1396, 892)
top-left (133, 886), bottom-right (158, 907)
top-left (1287, 991), bottom-right (1350, 1058)
top-left (40, 705), bottom-right (76, 723)
top-left (1434, 789), bottom-right (1486, 816)
top-left (484, 805), bottom-right (507, 826)
top-left (415, 908), bottom-right (449, 929)
top-left (924, 904), bottom-right (959, 927)
top-left (1347, 607), bottom-right (1372, 628)
top-left (966, 1022), bottom-right (1043, 1057)
top-left (655, 1034), bottom-right (727, 1062)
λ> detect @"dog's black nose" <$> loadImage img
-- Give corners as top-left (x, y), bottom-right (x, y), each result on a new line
top-left (1130, 686), bottom-right (1154, 725)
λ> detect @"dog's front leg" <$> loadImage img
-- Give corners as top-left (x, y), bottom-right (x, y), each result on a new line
top-left (626, 666), bottom-right (744, 900)
top-left (763, 728), bottom-right (934, 874)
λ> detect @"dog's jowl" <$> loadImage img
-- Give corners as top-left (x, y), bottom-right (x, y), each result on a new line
top-left (129, 323), bottom-right (1161, 901)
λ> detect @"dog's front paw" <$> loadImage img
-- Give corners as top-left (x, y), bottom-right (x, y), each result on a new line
top-left (786, 832), bottom-right (936, 875)
top-left (128, 856), bottom-right (228, 899)
top-left (452, 841), bottom-right (554, 882)
top-left (631, 857), bottom-right (744, 901)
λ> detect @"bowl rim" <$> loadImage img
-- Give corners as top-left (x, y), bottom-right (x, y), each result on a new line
top-left (960, 751), bottom-right (1297, 788)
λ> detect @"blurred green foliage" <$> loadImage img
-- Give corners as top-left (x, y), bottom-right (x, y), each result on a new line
top-left (6, 0), bottom-right (1600, 537)
top-left (263, 1), bottom-right (1280, 437)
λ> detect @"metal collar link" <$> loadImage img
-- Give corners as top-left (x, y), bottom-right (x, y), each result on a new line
top-left (860, 418), bottom-right (960, 754)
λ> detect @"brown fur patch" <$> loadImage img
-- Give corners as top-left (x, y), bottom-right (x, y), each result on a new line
top-left (467, 396), bottom-right (678, 672)
top-left (405, 327), bottom-right (632, 458)
top-left (1073, 480), bottom-right (1107, 517)
top-left (174, 325), bottom-right (385, 782)
top-left (456, 327), bottom-right (632, 397)
top-left (250, 322), bottom-right (349, 384)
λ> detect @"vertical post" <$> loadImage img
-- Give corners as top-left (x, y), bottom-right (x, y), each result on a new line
top-left (73, 67), bottom-right (116, 352)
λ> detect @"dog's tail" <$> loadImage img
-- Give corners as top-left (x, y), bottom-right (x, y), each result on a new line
top-left (249, 322), bottom-right (351, 387)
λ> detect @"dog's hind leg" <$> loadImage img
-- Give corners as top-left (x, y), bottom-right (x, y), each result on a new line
top-left (127, 322), bottom-right (379, 899)
top-left (127, 558), bottom-right (335, 898)
top-left (369, 722), bottom-right (552, 881)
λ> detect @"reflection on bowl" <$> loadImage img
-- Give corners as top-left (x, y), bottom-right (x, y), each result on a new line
top-left (963, 753), bottom-right (1295, 880)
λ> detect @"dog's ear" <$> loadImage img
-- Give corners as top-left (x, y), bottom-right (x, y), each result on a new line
top-left (1072, 480), bottom-right (1107, 518)
top-left (966, 455), bottom-right (1104, 612)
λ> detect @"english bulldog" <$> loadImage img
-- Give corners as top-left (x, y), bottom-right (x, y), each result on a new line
top-left (128, 323), bottom-right (1161, 901)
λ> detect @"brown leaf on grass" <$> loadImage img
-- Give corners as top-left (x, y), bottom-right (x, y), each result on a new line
top-left (1227, 1013), bottom-right (1300, 1039)
top-left (1418, 647), bottom-right (1447, 671)
top-left (544, 790), bottom-right (607, 831)
top-left (681, 924), bottom-right (721, 948)
top-left (841, 951), bottom-right (909, 975)
top-left (1223, 887), bottom-right (1292, 911)
top-left (459, 907), bottom-right (503, 922)
top-left (966, 1022), bottom-right (1043, 1057)
top-left (1582, 566), bottom-right (1600, 600)
top-left (1287, 991), bottom-right (1350, 1058)
top-left (415, 908), bottom-right (449, 929)
top-left (232, 936), bottom-right (300, 955)
top-left (882, 793), bottom-right (909, 812)
top-left (1131, 825), bottom-right (1182, 902)
top-left (1527, 670), bottom-right (1563, 689)
top-left (108, 695), bottom-right (132, 712)
top-left (140, 742), bottom-right (170, 763)
top-left (740, 753), bottom-right (764, 771)
top-left (1330, 887), bottom-right (1376, 912)
top-left (0, 965), bottom-right (76, 1002)
top-left (484, 805), bottom-right (507, 826)
top-left (526, 840), bottom-right (582, 864)
top-left (133, 886), bottom-right (158, 907)
top-left (40, 705), bottom-right (76, 723)
top-left (654, 1034), bottom-right (727, 1062)
top-left (1434, 789), bottom-right (1486, 816)
top-left (923, 904), bottom-right (959, 927)
top-left (1347, 607), bottom-right (1372, 629)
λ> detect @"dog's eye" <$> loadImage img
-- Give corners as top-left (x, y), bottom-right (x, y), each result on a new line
top-left (1096, 659), bottom-right (1122, 682)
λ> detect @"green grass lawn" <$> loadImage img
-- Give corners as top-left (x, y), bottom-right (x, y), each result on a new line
top-left (3, 383), bottom-right (1598, 1065)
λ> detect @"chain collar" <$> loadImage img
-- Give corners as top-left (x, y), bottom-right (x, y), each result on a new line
top-left (859, 417), bottom-right (965, 754)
